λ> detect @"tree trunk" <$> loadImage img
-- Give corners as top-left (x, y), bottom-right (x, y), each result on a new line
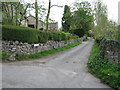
top-left (5, 3), bottom-right (12, 24)
top-left (11, 4), bottom-right (14, 25)
top-left (16, 9), bottom-right (18, 25)
top-left (46, 0), bottom-right (51, 31)
top-left (118, 25), bottom-right (120, 41)
top-left (35, 0), bottom-right (38, 29)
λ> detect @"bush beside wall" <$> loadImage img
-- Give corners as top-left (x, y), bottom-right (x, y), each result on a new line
top-left (2, 25), bottom-right (39, 43)
top-left (88, 43), bottom-right (120, 90)
top-left (2, 25), bottom-right (78, 43)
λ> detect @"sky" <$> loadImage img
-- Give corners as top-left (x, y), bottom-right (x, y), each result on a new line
top-left (26, 0), bottom-right (120, 28)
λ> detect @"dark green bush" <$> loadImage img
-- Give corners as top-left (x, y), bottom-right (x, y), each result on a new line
top-left (49, 32), bottom-right (61, 41)
top-left (61, 32), bottom-right (67, 40)
top-left (47, 31), bottom-right (54, 40)
top-left (73, 28), bottom-right (85, 37)
top-left (2, 25), bottom-right (39, 43)
top-left (47, 31), bottom-right (78, 41)
top-left (38, 31), bottom-right (49, 43)
top-left (60, 32), bottom-right (79, 40)
top-left (95, 37), bottom-right (104, 44)
top-left (2, 25), bottom-right (79, 43)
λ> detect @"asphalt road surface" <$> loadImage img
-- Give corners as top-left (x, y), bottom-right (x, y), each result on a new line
top-left (2, 39), bottom-right (111, 88)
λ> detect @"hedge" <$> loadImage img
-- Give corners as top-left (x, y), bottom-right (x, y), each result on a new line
top-left (38, 31), bottom-right (49, 43)
top-left (2, 25), bottom-right (78, 43)
top-left (2, 25), bottom-right (39, 43)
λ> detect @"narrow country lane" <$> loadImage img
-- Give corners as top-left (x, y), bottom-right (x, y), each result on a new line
top-left (2, 39), bottom-right (111, 88)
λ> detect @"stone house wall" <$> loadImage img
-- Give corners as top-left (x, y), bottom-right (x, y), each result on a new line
top-left (21, 16), bottom-right (58, 30)
top-left (48, 22), bottom-right (58, 30)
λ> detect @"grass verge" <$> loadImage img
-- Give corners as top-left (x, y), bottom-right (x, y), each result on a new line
top-left (0, 51), bottom-right (12, 62)
top-left (2, 41), bottom-right (81, 62)
top-left (88, 43), bottom-right (120, 90)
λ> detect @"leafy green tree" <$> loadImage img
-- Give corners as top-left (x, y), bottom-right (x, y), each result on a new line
top-left (70, 1), bottom-right (94, 37)
top-left (2, 1), bottom-right (46, 28)
top-left (62, 5), bottom-right (71, 32)
top-left (27, 2), bottom-right (46, 29)
top-left (2, 2), bottom-right (20, 25)
top-left (93, 0), bottom-right (118, 40)
top-left (93, 1), bottom-right (108, 38)
top-left (2, 2), bottom-right (30, 26)
top-left (19, 3), bottom-right (30, 25)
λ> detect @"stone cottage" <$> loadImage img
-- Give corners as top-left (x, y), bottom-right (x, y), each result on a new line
top-left (21, 16), bottom-right (58, 31)
top-left (48, 22), bottom-right (58, 30)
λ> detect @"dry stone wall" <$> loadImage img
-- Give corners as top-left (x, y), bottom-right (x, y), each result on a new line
top-left (2, 38), bottom-right (83, 55)
top-left (99, 38), bottom-right (120, 65)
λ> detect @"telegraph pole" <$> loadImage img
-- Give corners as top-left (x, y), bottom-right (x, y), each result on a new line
top-left (118, 1), bottom-right (120, 41)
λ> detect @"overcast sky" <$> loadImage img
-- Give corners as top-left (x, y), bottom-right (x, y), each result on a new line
top-left (28, 0), bottom-right (119, 28)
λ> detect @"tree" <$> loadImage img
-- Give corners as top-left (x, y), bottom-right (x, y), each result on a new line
top-left (46, 0), bottom-right (51, 31)
top-left (2, 2), bottom-right (30, 26)
top-left (62, 5), bottom-right (71, 32)
top-left (45, 0), bottom-right (63, 31)
top-left (93, 1), bottom-right (109, 38)
top-left (93, 0), bottom-right (118, 40)
top-left (35, 0), bottom-right (38, 29)
top-left (2, 2), bottom-right (21, 25)
top-left (19, 3), bottom-right (30, 25)
top-left (27, 1), bottom-right (46, 29)
top-left (70, 1), bottom-right (94, 37)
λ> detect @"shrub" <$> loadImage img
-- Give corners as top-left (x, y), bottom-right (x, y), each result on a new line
top-left (95, 37), bottom-right (104, 44)
top-left (73, 29), bottom-right (85, 37)
top-left (2, 25), bottom-right (79, 43)
top-left (38, 31), bottom-right (49, 43)
top-left (60, 32), bottom-right (79, 40)
top-left (2, 25), bottom-right (39, 43)
top-left (59, 32), bottom-right (67, 40)
top-left (48, 31), bottom-right (78, 41)
top-left (88, 43), bottom-right (120, 90)
top-left (49, 31), bottom-right (62, 41)
top-left (1, 51), bottom-right (12, 60)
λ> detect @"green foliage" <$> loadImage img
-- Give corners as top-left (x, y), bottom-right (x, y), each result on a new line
top-left (88, 43), bottom-right (120, 90)
top-left (2, 25), bottom-right (78, 43)
top-left (2, 25), bottom-right (39, 43)
top-left (48, 31), bottom-right (78, 41)
top-left (48, 31), bottom-right (62, 41)
top-left (62, 5), bottom-right (71, 32)
top-left (38, 31), bottom-right (49, 43)
top-left (70, 1), bottom-right (94, 37)
top-left (93, 1), bottom-right (118, 40)
top-left (2, 42), bottom-right (81, 62)
top-left (25, 41), bottom-right (81, 60)
top-left (61, 2), bottom-right (94, 37)
top-left (2, 2), bottom-right (46, 26)
top-left (2, 2), bottom-right (23, 25)
top-left (0, 51), bottom-right (12, 60)
top-left (73, 29), bottom-right (85, 37)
